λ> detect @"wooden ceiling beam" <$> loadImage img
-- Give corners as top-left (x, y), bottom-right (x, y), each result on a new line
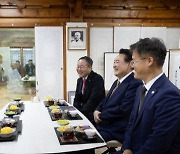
top-left (75, 0), bottom-right (83, 17)
top-left (68, 0), bottom-right (83, 21)
top-left (0, 8), bottom-right (70, 18)
top-left (84, 9), bottom-right (180, 19)
top-left (0, 0), bottom-right (68, 6)
top-left (86, 19), bottom-right (180, 27)
top-left (85, 18), bottom-right (180, 23)
top-left (0, 18), bottom-right (68, 27)
top-left (84, 0), bottom-right (179, 9)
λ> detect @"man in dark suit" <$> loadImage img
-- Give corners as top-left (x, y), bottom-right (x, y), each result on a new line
top-left (118, 38), bottom-right (180, 154)
top-left (94, 49), bottom-right (142, 143)
top-left (74, 56), bottom-right (105, 125)
top-left (24, 59), bottom-right (35, 76)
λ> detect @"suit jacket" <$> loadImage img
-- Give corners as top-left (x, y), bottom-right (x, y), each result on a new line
top-left (25, 64), bottom-right (35, 76)
top-left (122, 74), bottom-right (180, 154)
top-left (74, 71), bottom-right (105, 122)
top-left (96, 72), bottom-right (142, 142)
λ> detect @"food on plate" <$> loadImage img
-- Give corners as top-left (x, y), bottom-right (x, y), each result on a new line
top-left (13, 98), bottom-right (21, 101)
top-left (9, 105), bottom-right (19, 111)
top-left (57, 119), bottom-right (69, 125)
top-left (75, 126), bottom-right (85, 133)
top-left (51, 109), bottom-right (60, 113)
top-left (49, 105), bottom-right (59, 110)
top-left (45, 96), bottom-right (53, 101)
top-left (0, 127), bottom-right (13, 134)
top-left (57, 125), bottom-right (71, 133)
top-left (45, 96), bottom-right (54, 106)
top-left (51, 109), bottom-right (62, 119)
top-left (5, 111), bottom-right (16, 115)
top-left (62, 127), bottom-right (74, 139)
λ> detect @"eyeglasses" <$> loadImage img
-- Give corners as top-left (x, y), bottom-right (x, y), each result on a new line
top-left (131, 58), bottom-right (147, 65)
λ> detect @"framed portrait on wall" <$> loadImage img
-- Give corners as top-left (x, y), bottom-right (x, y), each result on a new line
top-left (68, 27), bottom-right (87, 50)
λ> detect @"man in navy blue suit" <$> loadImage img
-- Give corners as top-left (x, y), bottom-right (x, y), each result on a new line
top-left (118, 38), bottom-right (180, 154)
top-left (94, 49), bottom-right (142, 143)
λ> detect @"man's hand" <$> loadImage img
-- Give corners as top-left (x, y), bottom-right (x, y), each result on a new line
top-left (93, 110), bottom-right (102, 123)
top-left (123, 149), bottom-right (133, 154)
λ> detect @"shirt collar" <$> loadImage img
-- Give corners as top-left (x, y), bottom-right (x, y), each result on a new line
top-left (83, 76), bottom-right (88, 80)
top-left (143, 72), bottom-right (164, 91)
top-left (119, 71), bottom-right (133, 83)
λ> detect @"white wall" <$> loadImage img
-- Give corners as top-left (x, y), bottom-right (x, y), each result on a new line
top-left (90, 27), bottom-right (113, 77)
top-left (114, 27), bottom-right (141, 51)
top-left (66, 22), bottom-right (87, 93)
top-left (166, 28), bottom-right (180, 50)
top-left (141, 27), bottom-right (166, 43)
top-left (93, 27), bottom-right (180, 89)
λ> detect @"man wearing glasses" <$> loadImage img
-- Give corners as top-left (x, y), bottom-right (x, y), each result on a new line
top-left (118, 38), bottom-right (180, 154)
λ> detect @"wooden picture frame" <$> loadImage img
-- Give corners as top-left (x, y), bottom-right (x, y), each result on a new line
top-left (68, 27), bottom-right (87, 50)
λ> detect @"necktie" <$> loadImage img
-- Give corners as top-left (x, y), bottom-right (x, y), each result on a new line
top-left (138, 86), bottom-right (147, 112)
top-left (82, 78), bottom-right (87, 94)
top-left (110, 80), bottom-right (120, 96)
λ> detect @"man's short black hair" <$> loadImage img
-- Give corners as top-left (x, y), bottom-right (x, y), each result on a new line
top-left (130, 38), bottom-right (167, 66)
top-left (79, 56), bottom-right (93, 67)
top-left (119, 48), bottom-right (132, 62)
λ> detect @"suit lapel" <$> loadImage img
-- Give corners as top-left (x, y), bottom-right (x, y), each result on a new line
top-left (106, 80), bottom-right (118, 100)
top-left (106, 73), bottom-right (134, 102)
top-left (134, 87), bottom-right (157, 127)
top-left (134, 74), bottom-right (166, 127)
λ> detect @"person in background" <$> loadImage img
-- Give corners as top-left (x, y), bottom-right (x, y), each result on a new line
top-left (117, 38), bottom-right (180, 154)
top-left (15, 60), bottom-right (21, 75)
top-left (0, 54), bottom-right (5, 82)
top-left (73, 56), bottom-right (105, 126)
top-left (24, 59), bottom-right (35, 76)
top-left (94, 49), bottom-right (142, 143)
top-left (8, 63), bottom-right (21, 82)
top-left (7, 63), bottom-right (23, 94)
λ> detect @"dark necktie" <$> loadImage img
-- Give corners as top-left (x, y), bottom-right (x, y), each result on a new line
top-left (82, 79), bottom-right (87, 94)
top-left (110, 80), bottom-right (120, 96)
top-left (138, 86), bottom-right (147, 112)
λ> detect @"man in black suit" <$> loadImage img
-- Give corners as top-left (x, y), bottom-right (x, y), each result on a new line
top-left (74, 56), bottom-right (105, 125)
top-left (24, 59), bottom-right (35, 76)
top-left (94, 49), bottom-right (142, 143)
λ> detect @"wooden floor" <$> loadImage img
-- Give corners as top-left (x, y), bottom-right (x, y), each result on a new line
top-left (0, 83), bottom-right (35, 109)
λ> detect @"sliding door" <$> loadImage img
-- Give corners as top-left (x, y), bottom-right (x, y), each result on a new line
top-left (35, 27), bottom-right (63, 100)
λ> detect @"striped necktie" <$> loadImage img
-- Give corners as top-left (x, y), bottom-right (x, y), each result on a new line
top-left (110, 80), bottom-right (120, 96)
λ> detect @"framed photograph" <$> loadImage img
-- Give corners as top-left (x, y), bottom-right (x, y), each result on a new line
top-left (68, 27), bottom-right (87, 50)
